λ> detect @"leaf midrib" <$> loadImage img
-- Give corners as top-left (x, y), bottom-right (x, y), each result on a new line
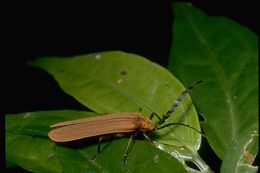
top-left (180, 6), bottom-right (237, 143)
top-left (63, 73), bottom-right (155, 114)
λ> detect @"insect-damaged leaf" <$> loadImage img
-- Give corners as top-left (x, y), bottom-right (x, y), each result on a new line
top-left (221, 122), bottom-right (258, 173)
top-left (6, 110), bottom-right (188, 173)
top-left (29, 51), bottom-right (201, 153)
top-left (29, 51), bottom-right (202, 170)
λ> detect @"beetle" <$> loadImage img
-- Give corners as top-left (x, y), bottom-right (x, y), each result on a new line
top-left (48, 80), bottom-right (202, 164)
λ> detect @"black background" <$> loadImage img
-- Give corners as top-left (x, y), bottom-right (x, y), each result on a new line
top-left (3, 1), bottom-right (258, 172)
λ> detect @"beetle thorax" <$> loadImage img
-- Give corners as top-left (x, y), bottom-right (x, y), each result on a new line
top-left (139, 117), bottom-right (156, 132)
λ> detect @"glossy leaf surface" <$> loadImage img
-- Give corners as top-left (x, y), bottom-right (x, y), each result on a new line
top-left (6, 110), bottom-right (187, 173)
top-left (30, 51), bottom-right (201, 154)
top-left (169, 2), bottom-right (258, 167)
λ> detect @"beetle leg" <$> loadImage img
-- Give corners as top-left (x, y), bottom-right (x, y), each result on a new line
top-left (143, 133), bottom-right (153, 143)
top-left (123, 134), bottom-right (134, 165)
top-left (97, 136), bottom-right (103, 153)
top-left (149, 112), bottom-right (162, 122)
top-left (91, 136), bottom-right (103, 161)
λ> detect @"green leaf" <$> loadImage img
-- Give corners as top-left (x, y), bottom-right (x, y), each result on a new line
top-left (29, 51), bottom-right (203, 171)
top-left (169, 2), bottom-right (258, 162)
top-left (6, 110), bottom-right (187, 173)
top-left (30, 51), bottom-right (201, 153)
top-left (221, 122), bottom-right (258, 173)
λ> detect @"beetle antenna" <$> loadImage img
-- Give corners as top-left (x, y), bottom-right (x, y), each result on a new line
top-left (156, 122), bottom-right (207, 138)
top-left (157, 80), bottom-right (202, 125)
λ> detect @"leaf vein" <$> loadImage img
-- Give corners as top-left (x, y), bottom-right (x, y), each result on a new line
top-left (181, 6), bottom-right (237, 139)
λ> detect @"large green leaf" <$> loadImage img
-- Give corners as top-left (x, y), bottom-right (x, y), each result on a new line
top-left (26, 51), bottom-right (205, 171)
top-left (6, 110), bottom-right (187, 173)
top-left (169, 2), bottom-right (258, 166)
top-left (30, 51), bottom-right (202, 155)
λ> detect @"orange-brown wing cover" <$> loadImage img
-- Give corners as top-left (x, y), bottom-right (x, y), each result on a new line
top-left (48, 112), bottom-right (143, 142)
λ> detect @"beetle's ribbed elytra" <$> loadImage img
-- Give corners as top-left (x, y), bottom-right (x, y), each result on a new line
top-left (48, 112), bottom-right (155, 142)
top-left (48, 80), bottom-right (202, 164)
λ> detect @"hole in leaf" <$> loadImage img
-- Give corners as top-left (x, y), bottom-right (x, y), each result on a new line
top-left (198, 112), bottom-right (206, 122)
top-left (184, 160), bottom-right (200, 171)
top-left (252, 152), bottom-right (259, 166)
